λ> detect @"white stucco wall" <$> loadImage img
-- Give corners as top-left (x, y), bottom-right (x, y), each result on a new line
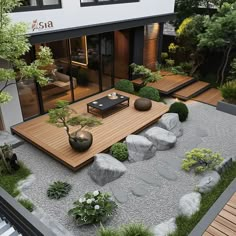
top-left (10, 0), bottom-right (175, 34)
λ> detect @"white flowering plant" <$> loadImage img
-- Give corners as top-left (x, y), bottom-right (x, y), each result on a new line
top-left (68, 191), bottom-right (117, 225)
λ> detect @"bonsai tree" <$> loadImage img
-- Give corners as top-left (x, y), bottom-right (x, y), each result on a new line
top-left (48, 100), bottom-right (102, 140)
top-left (130, 63), bottom-right (162, 85)
top-left (0, 0), bottom-right (54, 104)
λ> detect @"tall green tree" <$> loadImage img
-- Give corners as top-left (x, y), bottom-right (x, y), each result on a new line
top-left (0, 0), bottom-right (53, 103)
top-left (198, 2), bottom-right (236, 85)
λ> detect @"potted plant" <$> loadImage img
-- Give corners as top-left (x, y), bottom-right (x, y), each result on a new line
top-left (48, 100), bottom-right (102, 152)
top-left (217, 80), bottom-right (236, 116)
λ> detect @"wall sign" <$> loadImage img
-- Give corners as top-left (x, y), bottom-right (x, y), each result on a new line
top-left (32, 19), bottom-right (54, 32)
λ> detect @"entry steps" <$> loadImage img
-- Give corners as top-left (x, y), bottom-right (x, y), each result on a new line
top-left (173, 81), bottom-right (211, 100)
top-left (0, 218), bottom-right (22, 236)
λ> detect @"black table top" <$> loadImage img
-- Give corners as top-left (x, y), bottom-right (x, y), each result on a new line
top-left (87, 94), bottom-right (129, 111)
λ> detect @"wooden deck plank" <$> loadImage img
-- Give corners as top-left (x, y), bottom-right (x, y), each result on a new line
top-left (206, 226), bottom-right (227, 236)
top-left (211, 221), bottom-right (236, 236)
top-left (203, 232), bottom-right (214, 236)
top-left (12, 89), bottom-right (169, 171)
top-left (220, 209), bottom-right (236, 224)
top-left (215, 216), bottom-right (236, 232)
top-left (225, 205), bottom-right (236, 216)
top-left (173, 81), bottom-right (210, 100)
top-left (193, 88), bottom-right (223, 106)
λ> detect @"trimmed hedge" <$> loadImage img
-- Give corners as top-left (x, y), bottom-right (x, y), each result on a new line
top-left (115, 80), bottom-right (134, 94)
top-left (169, 102), bottom-right (189, 122)
top-left (138, 86), bottom-right (160, 102)
top-left (110, 143), bottom-right (128, 162)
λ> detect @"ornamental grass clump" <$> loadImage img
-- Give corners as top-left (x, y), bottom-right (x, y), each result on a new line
top-left (68, 190), bottom-right (117, 225)
top-left (181, 148), bottom-right (224, 174)
top-left (121, 223), bottom-right (154, 236)
top-left (220, 80), bottom-right (236, 104)
top-left (47, 181), bottom-right (72, 200)
top-left (110, 143), bottom-right (128, 162)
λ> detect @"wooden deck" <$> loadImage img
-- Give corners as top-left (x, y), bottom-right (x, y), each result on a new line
top-left (193, 88), bottom-right (223, 106)
top-left (203, 192), bottom-right (236, 236)
top-left (173, 81), bottom-right (211, 100)
top-left (12, 89), bottom-right (169, 171)
top-left (133, 74), bottom-right (195, 95)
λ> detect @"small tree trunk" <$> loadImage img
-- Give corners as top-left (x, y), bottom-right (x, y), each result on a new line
top-left (217, 50), bottom-right (226, 83)
top-left (220, 45), bottom-right (232, 86)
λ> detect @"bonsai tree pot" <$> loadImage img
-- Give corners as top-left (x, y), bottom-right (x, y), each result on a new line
top-left (69, 131), bottom-right (93, 152)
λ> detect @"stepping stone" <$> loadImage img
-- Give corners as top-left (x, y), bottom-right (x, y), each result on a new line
top-left (145, 127), bottom-right (177, 150)
top-left (0, 131), bottom-right (24, 148)
top-left (126, 135), bottom-right (157, 162)
top-left (157, 166), bottom-right (177, 181)
top-left (89, 153), bottom-right (126, 186)
top-left (179, 192), bottom-right (201, 217)
top-left (131, 183), bottom-right (149, 197)
top-left (195, 128), bottom-right (208, 137)
top-left (158, 113), bottom-right (183, 137)
top-left (137, 172), bottom-right (161, 187)
top-left (110, 184), bottom-right (128, 203)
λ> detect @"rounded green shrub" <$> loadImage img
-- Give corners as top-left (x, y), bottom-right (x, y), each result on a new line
top-left (138, 86), bottom-right (160, 102)
top-left (169, 102), bottom-right (189, 122)
top-left (47, 181), bottom-right (72, 200)
top-left (110, 143), bottom-right (128, 162)
top-left (220, 80), bottom-right (236, 104)
top-left (115, 79), bottom-right (134, 94)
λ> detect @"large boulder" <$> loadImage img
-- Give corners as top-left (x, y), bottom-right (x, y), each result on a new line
top-left (215, 158), bottom-right (233, 174)
top-left (89, 153), bottom-right (126, 186)
top-left (158, 113), bottom-right (183, 137)
top-left (152, 218), bottom-right (177, 236)
top-left (196, 171), bottom-right (221, 193)
top-left (179, 192), bottom-right (201, 217)
top-left (145, 127), bottom-right (177, 150)
top-left (126, 135), bottom-right (157, 162)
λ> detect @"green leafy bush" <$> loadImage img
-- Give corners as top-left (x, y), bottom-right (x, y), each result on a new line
top-left (121, 224), bottom-right (154, 236)
top-left (161, 52), bottom-right (169, 61)
top-left (47, 181), bottom-right (72, 200)
top-left (18, 199), bottom-right (34, 212)
top-left (110, 143), bottom-right (128, 162)
top-left (181, 148), bottom-right (224, 174)
top-left (169, 102), bottom-right (189, 122)
top-left (220, 80), bottom-right (236, 104)
top-left (139, 86), bottom-right (160, 102)
top-left (68, 190), bottom-right (117, 225)
top-left (115, 80), bottom-right (134, 94)
top-left (165, 59), bottom-right (175, 67)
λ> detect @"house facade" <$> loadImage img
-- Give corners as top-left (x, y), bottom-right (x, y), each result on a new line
top-left (1, 0), bottom-right (175, 131)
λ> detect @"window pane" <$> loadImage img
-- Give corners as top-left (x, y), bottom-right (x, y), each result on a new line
top-left (70, 37), bottom-right (88, 65)
top-left (42, 0), bottom-right (60, 5)
top-left (21, 0), bottom-right (37, 6)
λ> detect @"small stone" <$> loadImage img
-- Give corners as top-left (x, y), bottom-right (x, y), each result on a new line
top-left (131, 183), bottom-right (149, 197)
top-left (145, 127), bottom-right (177, 150)
top-left (126, 135), bottom-right (157, 162)
top-left (157, 166), bottom-right (177, 181)
top-left (158, 113), bottom-right (183, 137)
top-left (196, 171), bottom-right (221, 193)
top-left (152, 218), bottom-right (177, 236)
top-left (0, 131), bottom-right (24, 148)
top-left (110, 184), bottom-right (128, 203)
top-left (179, 192), bottom-right (201, 217)
top-left (89, 153), bottom-right (126, 186)
top-left (138, 172), bottom-right (161, 187)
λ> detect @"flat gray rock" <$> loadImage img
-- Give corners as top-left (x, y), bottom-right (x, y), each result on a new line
top-left (196, 171), bottom-right (221, 193)
top-left (110, 184), bottom-right (128, 203)
top-left (195, 128), bottom-right (208, 137)
top-left (137, 172), bottom-right (161, 187)
top-left (126, 135), bottom-right (157, 162)
top-left (145, 127), bottom-right (177, 150)
top-left (215, 158), bottom-right (233, 174)
top-left (131, 183), bottom-right (149, 197)
top-left (179, 192), bottom-right (201, 217)
top-left (89, 153), bottom-right (126, 186)
top-left (158, 113), bottom-right (183, 137)
top-left (0, 131), bottom-right (24, 148)
top-left (157, 166), bottom-right (177, 181)
top-left (152, 218), bottom-right (177, 236)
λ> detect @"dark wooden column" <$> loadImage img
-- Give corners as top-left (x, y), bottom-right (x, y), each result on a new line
top-left (157, 22), bottom-right (164, 64)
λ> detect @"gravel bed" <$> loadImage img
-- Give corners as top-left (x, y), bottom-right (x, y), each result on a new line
top-left (14, 101), bottom-right (236, 236)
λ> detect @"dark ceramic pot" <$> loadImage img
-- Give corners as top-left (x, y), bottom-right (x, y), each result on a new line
top-left (69, 131), bottom-right (93, 152)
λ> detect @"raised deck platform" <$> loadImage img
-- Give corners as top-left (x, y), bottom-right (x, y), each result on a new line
top-left (12, 89), bottom-right (169, 171)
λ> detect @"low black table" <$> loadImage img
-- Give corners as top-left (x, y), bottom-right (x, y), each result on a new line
top-left (87, 94), bottom-right (129, 118)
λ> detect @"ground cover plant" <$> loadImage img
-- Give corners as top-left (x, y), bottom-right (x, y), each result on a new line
top-left (47, 181), bottom-right (72, 200)
top-left (182, 148), bottom-right (224, 174)
top-left (69, 191), bottom-right (117, 225)
top-left (18, 198), bottom-right (34, 212)
top-left (138, 86), bottom-right (160, 102)
top-left (170, 162), bottom-right (236, 236)
top-left (115, 80), bottom-right (134, 94)
top-left (110, 143), bottom-right (128, 162)
top-left (168, 102), bottom-right (189, 122)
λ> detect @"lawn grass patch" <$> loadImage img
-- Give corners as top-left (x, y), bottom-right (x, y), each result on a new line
top-left (0, 162), bottom-right (31, 197)
top-left (170, 162), bottom-right (236, 236)
top-left (18, 198), bottom-right (34, 212)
